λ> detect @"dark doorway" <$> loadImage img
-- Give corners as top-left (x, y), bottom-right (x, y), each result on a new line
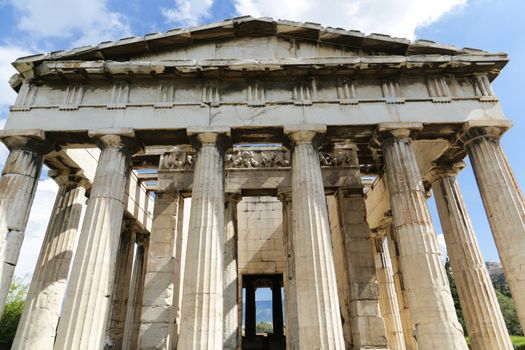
top-left (242, 274), bottom-right (285, 350)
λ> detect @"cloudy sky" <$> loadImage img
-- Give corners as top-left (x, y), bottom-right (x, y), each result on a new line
top-left (0, 0), bottom-right (524, 280)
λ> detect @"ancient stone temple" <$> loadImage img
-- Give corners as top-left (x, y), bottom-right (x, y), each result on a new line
top-left (0, 16), bottom-right (523, 350)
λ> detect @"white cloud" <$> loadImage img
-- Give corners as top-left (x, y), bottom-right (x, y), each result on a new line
top-left (234, 0), bottom-right (467, 39)
top-left (437, 233), bottom-right (448, 262)
top-left (0, 46), bottom-right (34, 106)
top-left (8, 0), bottom-right (131, 47)
top-left (14, 178), bottom-right (59, 279)
top-left (161, 0), bottom-right (214, 26)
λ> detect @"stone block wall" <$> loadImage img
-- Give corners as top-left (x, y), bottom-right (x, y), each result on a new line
top-left (237, 196), bottom-right (285, 275)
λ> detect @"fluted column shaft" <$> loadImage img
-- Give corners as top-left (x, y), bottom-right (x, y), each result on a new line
top-left (54, 130), bottom-right (140, 349)
top-left (373, 234), bottom-right (406, 350)
top-left (379, 126), bottom-right (467, 349)
top-left (465, 124), bottom-right (525, 330)
top-left (429, 163), bottom-right (513, 350)
top-left (177, 129), bottom-right (228, 350)
top-left (106, 218), bottom-right (137, 349)
top-left (12, 171), bottom-right (85, 350)
top-left (278, 192), bottom-right (299, 350)
top-left (0, 130), bottom-right (52, 316)
top-left (123, 235), bottom-right (148, 350)
top-left (385, 229), bottom-right (418, 350)
top-left (224, 193), bottom-right (241, 350)
top-left (285, 125), bottom-right (345, 349)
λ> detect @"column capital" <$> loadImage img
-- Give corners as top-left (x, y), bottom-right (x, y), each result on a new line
top-left (372, 122), bottom-right (423, 147)
top-left (88, 128), bottom-right (142, 154)
top-left (284, 124), bottom-right (326, 148)
top-left (460, 120), bottom-right (512, 145)
top-left (425, 161), bottom-right (466, 184)
top-left (48, 169), bottom-right (90, 188)
top-left (0, 129), bottom-right (54, 153)
top-left (225, 192), bottom-right (242, 205)
top-left (187, 126), bottom-right (231, 150)
top-left (277, 190), bottom-right (292, 204)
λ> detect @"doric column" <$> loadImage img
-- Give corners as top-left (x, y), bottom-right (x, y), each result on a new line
top-left (54, 129), bottom-right (141, 349)
top-left (372, 230), bottom-right (406, 350)
top-left (463, 120), bottom-right (525, 330)
top-left (106, 217), bottom-right (137, 349)
top-left (138, 191), bottom-right (185, 350)
top-left (122, 233), bottom-right (149, 350)
top-left (284, 125), bottom-right (345, 349)
top-left (177, 127), bottom-right (229, 350)
top-left (12, 170), bottom-right (86, 350)
top-left (376, 124), bottom-right (467, 349)
top-left (224, 193), bottom-right (241, 350)
top-left (335, 187), bottom-right (389, 349)
top-left (278, 191), bottom-right (299, 350)
top-left (385, 226), bottom-right (418, 350)
top-left (426, 161), bottom-right (513, 349)
top-left (326, 194), bottom-right (353, 349)
top-left (0, 130), bottom-right (52, 316)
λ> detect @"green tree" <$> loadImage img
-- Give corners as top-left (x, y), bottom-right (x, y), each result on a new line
top-left (445, 259), bottom-right (467, 334)
top-left (256, 321), bottom-right (273, 334)
top-left (496, 290), bottom-right (523, 336)
top-left (0, 278), bottom-right (28, 349)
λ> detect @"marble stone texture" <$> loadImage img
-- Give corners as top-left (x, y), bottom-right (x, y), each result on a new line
top-left (380, 127), bottom-right (468, 349)
top-left (177, 130), bottom-right (227, 350)
top-left (54, 131), bottom-right (139, 349)
top-left (373, 234), bottom-right (406, 350)
top-left (12, 172), bottom-right (85, 350)
top-left (465, 123), bottom-right (525, 332)
top-left (0, 131), bottom-right (51, 318)
top-left (286, 125), bottom-right (345, 349)
top-left (139, 192), bottom-right (185, 350)
top-left (429, 164), bottom-right (513, 350)
top-left (223, 193), bottom-right (241, 350)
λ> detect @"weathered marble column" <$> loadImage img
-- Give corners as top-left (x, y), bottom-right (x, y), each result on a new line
top-left (12, 170), bottom-right (86, 350)
top-left (385, 226), bottom-right (418, 350)
top-left (54, 129), bottom-right (141, 349)
top-left (177, 127), bottom-right (229, 350)
top-left (139, 191), bottom-right (185, 350)
top-left (463, 121), bottom-right (525, 330)
top-left (106, 218), bottom-right (137, 349)
top-left (427, 161), bottom-right (513, 349)
top-left (0, 130), bottom-right (52, 316)
top-left (284, 125), bottom-right (345, 349)
top-left (278, 191), bottom-right (299, 350)
top-left (372, 231), bottom-right (406, 350)
top-left (326, 194), bottom-right (353, 349)
top-left (377, 124), bottom-right (467, 349)
top-left (335, 187), bottom-right (389, 349)
top-left (122, 234), bottom-right (149, 350)
top-left (224, 193), bottom-right (241, 350)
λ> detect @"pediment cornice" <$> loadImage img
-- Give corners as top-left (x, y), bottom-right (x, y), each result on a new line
top-left (11, 16), bottom-right (508, 89)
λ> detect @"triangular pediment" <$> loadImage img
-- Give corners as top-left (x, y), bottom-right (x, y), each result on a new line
top-left (13, 16), bottom-right (495, 67)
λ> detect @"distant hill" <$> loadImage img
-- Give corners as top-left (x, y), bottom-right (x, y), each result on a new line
top-left (486, 261), bottom-right (511, 297)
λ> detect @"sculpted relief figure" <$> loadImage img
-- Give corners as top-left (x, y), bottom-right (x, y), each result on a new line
top-left (160, 149), bottom-right (195, 170)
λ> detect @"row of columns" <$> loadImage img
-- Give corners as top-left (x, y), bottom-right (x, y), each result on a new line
top-left (0, 120), bottom-right (523, 349)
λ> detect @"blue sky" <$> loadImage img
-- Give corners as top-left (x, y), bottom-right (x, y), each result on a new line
top-left (0, 0), bottom-right (524, 279)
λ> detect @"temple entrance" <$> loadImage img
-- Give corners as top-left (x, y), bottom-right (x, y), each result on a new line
top-left (242, 274), bottom-right (285, 350)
